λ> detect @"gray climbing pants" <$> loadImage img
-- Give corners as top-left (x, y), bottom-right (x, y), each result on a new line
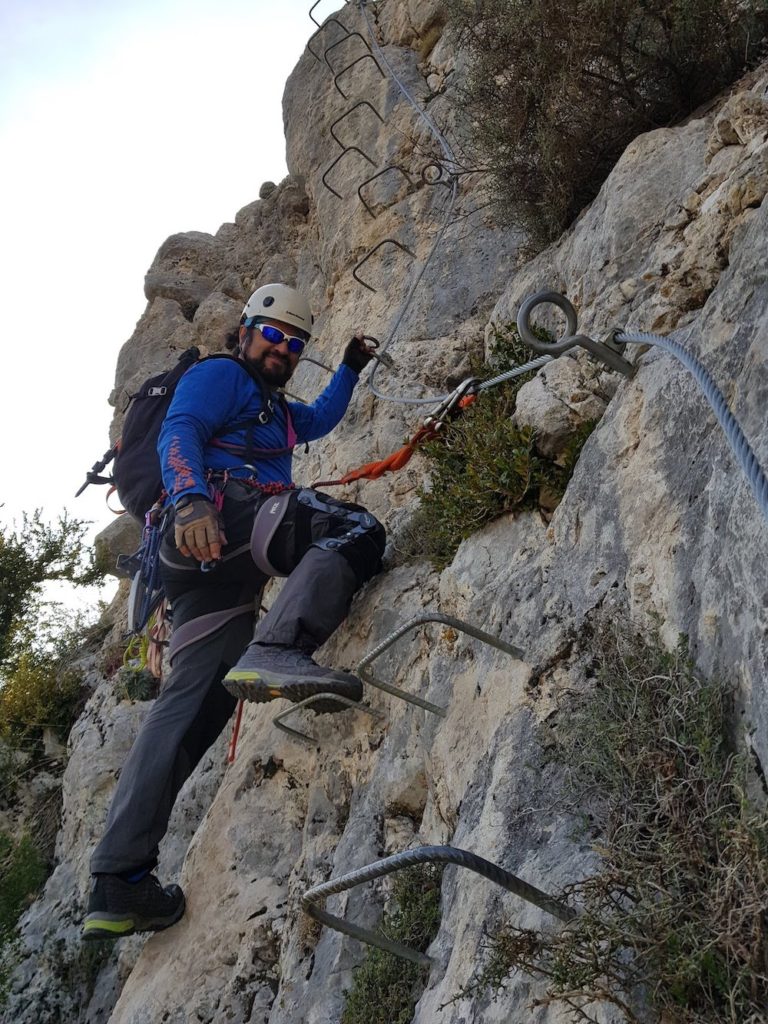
top-left (90, 481), bottom-right (385, 875)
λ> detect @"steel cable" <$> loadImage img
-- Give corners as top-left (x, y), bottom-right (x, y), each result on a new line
top-left (617, 329), bottom-right (768, 521)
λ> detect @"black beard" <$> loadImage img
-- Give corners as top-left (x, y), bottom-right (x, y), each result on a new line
top-left (244, 350), bottom-right (293, 388)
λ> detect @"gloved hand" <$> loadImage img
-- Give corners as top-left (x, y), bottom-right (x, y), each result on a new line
top-left (174, 496), bottom-right (226, 562)
top-left (342, 333), bottom-right (375, 374)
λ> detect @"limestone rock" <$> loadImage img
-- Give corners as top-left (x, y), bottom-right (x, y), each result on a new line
top-left (513, 353), bottom-right (613, 459)
top-left (93, 515), bottom-right (142, 578)
top-left (143, 232), bottom-right (223, 320)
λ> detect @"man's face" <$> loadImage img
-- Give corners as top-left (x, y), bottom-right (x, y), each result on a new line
top-left (239, 319), bottom-right (303, 387)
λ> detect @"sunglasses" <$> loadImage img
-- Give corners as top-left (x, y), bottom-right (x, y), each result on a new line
top-left (245, 318), bottom-right (306, 355)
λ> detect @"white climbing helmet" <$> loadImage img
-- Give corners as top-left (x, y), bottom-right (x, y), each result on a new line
top-left (241, 283), bottom-right (313, 336)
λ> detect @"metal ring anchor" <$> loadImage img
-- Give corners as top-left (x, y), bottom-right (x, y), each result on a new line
top-left (321, 146), bottom-right (376, 200)
top-left (352, 239), bottom-right (417, 293)
top-left (421, 161), bottom-right (444, 185)
top-left (357, 165), bottom-right (415, 218)
top-left (302, 844), bottom-right (577, 965)
top-left (356, 612), bottom-right (523, 716)
top-left (273, 693), bottom-right (382, 745)
top-left (516, 291), bottom-right (635, 378)
top-left (330, 101), bottom-right (384, 150)
top-left (334, 53), bottom-right (385, 100)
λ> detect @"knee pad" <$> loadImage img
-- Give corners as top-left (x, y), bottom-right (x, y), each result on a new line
top-left (297, 489), bottom-right (386, 585)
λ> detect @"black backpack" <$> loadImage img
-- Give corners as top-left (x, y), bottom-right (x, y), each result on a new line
top-left (76, 347), bottom-right (293, 522)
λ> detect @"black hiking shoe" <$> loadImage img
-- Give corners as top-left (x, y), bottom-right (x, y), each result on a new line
top-left (82, 873), bottom-right (185, 941)
top-left (222, 643), bottom-right (362, 709)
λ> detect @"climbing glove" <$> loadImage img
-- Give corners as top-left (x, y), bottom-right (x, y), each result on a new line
top-left (174, 496), bottom-right (226, 563)
top-left (342, 334), bottom-right (374, 375)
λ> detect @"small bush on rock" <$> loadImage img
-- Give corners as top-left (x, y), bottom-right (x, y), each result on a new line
top-left (342, 864), bottom-right (443, 1024)
top-left (401, 325), bottom-right (594, 568)
top-left (446, 0), bottom-right (768, 244)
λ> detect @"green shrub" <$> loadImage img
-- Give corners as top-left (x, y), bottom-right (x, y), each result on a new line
top-left (0, 510), bottom-right (104, 670)
top-left (446, 0), bottom-right (767, 245)
top-left (342, 864), bottom-right (443, 1024)
top-left (0, 830), bottom-right (47, 1001)
top-left (461, 624), bottom-right (768, 1022)
top-left (0, 653), bottom-right (85, 746)
top-left (113, 666), bottom-right (158, 703)
top-left (0, 832), bottom-right (46, 940)
top-left (402, 325), bottom-right (594, 568)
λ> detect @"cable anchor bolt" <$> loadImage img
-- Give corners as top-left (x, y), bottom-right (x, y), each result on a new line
top-left (516, 291), bottom-right (635, 378)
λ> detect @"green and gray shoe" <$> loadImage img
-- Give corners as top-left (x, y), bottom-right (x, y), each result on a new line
top-left (82, 873), bottom-right (185, 941)
top-left (222, 643), bottom-right (362, 707)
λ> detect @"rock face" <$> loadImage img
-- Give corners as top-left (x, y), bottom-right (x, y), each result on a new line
top-left (7, 4), bottom-right (768, 1023)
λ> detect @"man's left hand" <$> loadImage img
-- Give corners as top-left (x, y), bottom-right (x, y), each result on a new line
top-left (342, 332), bottom-right (375, 374)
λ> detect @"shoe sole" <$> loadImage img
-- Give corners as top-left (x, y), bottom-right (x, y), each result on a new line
top-left (81, 897), bottom-right (186, 941)
top-left (222, 670), bottom-right (362, 707)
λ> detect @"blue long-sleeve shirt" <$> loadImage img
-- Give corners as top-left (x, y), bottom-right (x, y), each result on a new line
top-left (158, 357), bottom-right (357, 503)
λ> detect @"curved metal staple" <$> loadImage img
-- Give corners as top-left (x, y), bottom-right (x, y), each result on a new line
top-left (330, 101), bottom-right (384, 150)
top-left (334, 53), bottom-right (385, 101)
top-left (357, 0), bottom-right (466, 407)
top-left (309, 0), bottom-right (348, 27)
top-left (321, 146), bottom-right (376, 200)
top-left (324, 32), bottom-right (372, 73)
top-left (302, 844), bottom-right (577, 965)
top-left (356, 611), bottom-right (523, 716)
top-left (307, 17), bottom-right (350, 61)
top-left (516, 291), bottom-right (768, 524)
top-left (273, 693), bottom-right (381, 745)
top-left (357, 164), bottom-right (415, 218)
top-left (352, 239), bottom-right (417, 294)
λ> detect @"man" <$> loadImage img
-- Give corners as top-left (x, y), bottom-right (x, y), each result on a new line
top-left (83, 283), bottom-right (385, 940)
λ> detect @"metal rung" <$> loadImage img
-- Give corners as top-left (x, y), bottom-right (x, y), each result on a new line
top-left (273, 693), bottom-right (381, 745)
top-left (356, 612), bottom-right (523, 715)
top-left (309, 0), bottom-right (349, 26)
top-left (334, 53), bottom-right (385, 100)
top-left (330, 101), bottom-right (384, 150)
top-left (307, 16), bottom-right (350, 60)
top-left (322, 145), bottom-right (376, 200)
top-left (324, 32), bottom-right (372, 73)
top-left (352, 239), bottom-right (417, 293)
top-left (302, 845), bottom-right (577, 965)
top-left (357, 165), bottom-right (415, 218)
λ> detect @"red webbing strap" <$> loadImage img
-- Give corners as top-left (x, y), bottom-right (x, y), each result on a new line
top-left (313, 425), bottom-right (438, 488)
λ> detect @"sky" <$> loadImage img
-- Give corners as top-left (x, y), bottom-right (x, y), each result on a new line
top-left (0, 0), bottom-right (340, 605)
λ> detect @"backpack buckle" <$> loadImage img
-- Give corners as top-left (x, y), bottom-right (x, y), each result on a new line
top-left (148, 386), bottom-right (168, 397)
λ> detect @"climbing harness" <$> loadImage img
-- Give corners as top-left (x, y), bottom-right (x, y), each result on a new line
top-left (302, 844), bottom-right (576, 965)
top-left (271, 611), bottom-right (523, 743)
top-left (516, 291), bottom-right (768, 523)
